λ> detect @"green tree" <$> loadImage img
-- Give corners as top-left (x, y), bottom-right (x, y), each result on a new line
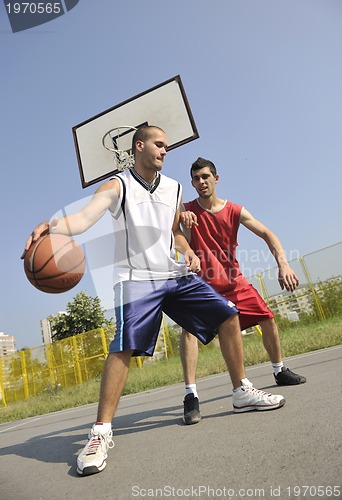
top-left (49, 291), bottom-right (113, 341)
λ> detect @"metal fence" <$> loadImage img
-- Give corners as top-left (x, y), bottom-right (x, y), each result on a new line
top-left (247, 242), bottom-right (342, 321)
top-left (1, 242), bottom-right (341, 407)
top-left (0, 318), bottom-right (174, 407)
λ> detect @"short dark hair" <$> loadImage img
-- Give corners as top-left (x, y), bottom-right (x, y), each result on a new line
top-left (190, 157), bottom-right (217, 178)
top-left (132, 125), bottom-right (165, 155)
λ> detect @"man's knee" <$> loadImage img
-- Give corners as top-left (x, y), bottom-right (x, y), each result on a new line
top-left (106, 350), bottom-right (133, 365)
top-left (259, 317), bottom-right (278, 333)
top-left (181, 329), bottom-right (197, 343)
top-left (218, 313), bottom-right (240, 334)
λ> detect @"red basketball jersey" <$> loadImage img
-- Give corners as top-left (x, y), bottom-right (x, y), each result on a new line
top-left (184, 199), bottom-right (250, 293)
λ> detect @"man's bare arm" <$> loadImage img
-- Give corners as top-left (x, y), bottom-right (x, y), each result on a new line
top-left (172, 202), bottom-right (201, 273)
top-left (21, 179), bottom-right (120, 258)
top-left (240, 207), bottom-right (299, 292)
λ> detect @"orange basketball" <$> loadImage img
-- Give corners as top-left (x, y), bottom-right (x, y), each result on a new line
top-left (24, 234), bottom-right (86, 293)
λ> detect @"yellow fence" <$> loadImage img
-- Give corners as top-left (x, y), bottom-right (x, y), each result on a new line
top-left (246, 242), bottom-right (341, 321)
top-left (0, 327), bottom-right (109, 407)
top-left (0, 242), bottom-right (341, 408)
top-left (0, 320), bottom-right (174, 407)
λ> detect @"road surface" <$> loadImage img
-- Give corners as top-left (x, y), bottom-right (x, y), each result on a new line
top-left (0, 346), bottom-right (341, 500)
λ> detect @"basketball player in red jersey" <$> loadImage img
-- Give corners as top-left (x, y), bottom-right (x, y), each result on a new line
top-left (180, 157), bottom-right (306, 425)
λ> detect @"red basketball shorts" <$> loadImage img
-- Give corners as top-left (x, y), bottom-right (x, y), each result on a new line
top-left (221, 283), bottom-right (274, 331)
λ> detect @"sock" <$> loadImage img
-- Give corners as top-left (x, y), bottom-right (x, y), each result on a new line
top-left (185, 384), bottom-right (198, 398)
top-left (93, 422), bottom-right (112, 434)
top-left (272, 362), bottom-right (284, 376)
top-left (233, 378), bottom-right (252, 392)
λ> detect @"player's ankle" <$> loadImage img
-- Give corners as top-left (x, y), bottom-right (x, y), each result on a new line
top-left (185, 384), bottom-right (198, 398)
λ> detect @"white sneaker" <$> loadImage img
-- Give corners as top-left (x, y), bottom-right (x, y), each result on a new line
top-left (77, 425), bottom-right (115, 476)
top-left (233, 379), bottom-right (285, 413)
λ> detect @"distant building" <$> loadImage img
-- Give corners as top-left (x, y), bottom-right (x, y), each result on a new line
top-left (0, 332), bottom-right (17, 357)
top-left (40, 311), bottom-right (67, 345)
top-left (268, 284), bottom-right (312, 318)
top-left (267, 276), bottom-right (341, 319)
top-left (40, 318), bottom-right (52, 345)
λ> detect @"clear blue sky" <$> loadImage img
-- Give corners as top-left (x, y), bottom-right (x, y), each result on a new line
top-left (1, 0), bottom-right (341, 349)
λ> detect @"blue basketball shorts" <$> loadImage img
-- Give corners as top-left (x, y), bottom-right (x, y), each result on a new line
top-left (109, 274), bottom-right (239, 357)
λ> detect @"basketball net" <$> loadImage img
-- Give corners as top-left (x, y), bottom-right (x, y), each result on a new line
top-left (102, 126), bottom-right (137, 171)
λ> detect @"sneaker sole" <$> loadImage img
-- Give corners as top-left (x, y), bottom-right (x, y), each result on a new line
top-left (276, 378), bottom-right (307, 386)
top-left (183, 415), bottom-right (201, 425)
top-left (233, 398), bottom-right (286, 413)
top-left (77, 462), bottom-right (106, 476)
top-left (77, 459), bottom-right (107, 476)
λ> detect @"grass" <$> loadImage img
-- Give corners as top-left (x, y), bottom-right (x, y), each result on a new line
top-left (1, 316), bottom-right (341, 424)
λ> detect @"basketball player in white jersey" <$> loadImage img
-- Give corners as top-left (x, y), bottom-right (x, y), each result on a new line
top-left (22, 126), bottom-right (285, 476)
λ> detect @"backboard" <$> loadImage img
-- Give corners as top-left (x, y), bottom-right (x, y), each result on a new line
top-left (72, 75), bottom-right (199, 188)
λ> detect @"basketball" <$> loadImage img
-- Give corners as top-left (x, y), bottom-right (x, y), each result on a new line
top-left (24, 234), bottom-right (86, 293)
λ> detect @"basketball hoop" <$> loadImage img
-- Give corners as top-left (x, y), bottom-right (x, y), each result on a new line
top-left (102, 126), bottom-right (137, 171)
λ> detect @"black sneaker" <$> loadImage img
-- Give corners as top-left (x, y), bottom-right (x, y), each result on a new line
top-left (274, 367), bottom-right (307, 386)
top-left (183, 393), bottom-right (201, 425)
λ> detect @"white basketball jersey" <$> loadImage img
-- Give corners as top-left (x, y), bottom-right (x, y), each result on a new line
top-left (109, 169), bottom-right (190, 284)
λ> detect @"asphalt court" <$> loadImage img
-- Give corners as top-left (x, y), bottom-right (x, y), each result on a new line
top-left (0, 346), bottom-right (341, 500)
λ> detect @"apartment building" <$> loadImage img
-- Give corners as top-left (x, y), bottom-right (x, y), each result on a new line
top-left (0, 332), bottom-right (17, 357)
